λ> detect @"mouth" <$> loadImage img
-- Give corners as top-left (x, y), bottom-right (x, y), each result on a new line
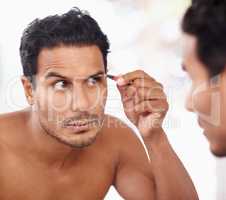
top-left (63, 120), bottom-right (98, 134)
top-left (197, 118), bottom-right (209, 135)
top-left (198, 118), bottom-right (203, 128)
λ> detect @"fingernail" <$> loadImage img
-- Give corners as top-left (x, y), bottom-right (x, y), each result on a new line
top-left (117, 77), bottom-right (126, 86)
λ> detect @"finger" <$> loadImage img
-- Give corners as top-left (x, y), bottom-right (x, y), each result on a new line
top-left (116, 70), bottom-right (154, 86)
top-left (134, 87), bottom-right (167, 105)
top-left (132, 78), bottom-right (163, 89)
top-left (134, 100), bottom-right (169, 115)
top-left (118, 85), bottom-right (137, 103)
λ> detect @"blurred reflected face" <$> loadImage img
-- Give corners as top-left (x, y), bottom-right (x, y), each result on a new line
top-left (182, 34), bottom-right (226, 156)
top-left (31, 45), bottom-right (108, 148)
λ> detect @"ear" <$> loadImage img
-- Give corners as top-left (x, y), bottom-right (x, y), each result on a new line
top-left (21, 76), bottom-right (34, 105)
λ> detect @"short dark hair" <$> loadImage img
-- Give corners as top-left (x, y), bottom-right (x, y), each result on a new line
top-left (20, 7), bottom-right (110, 82)
top-left (182, 0), bottom-right (226, 76)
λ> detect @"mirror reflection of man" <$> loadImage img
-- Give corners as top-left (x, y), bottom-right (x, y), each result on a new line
top-left (182, 0), bottom-right (226, 157)
top-left (0, 8), bottom-right (198, 200)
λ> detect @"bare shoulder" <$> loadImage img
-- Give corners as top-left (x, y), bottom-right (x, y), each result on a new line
top-left (0, 109), bottom-right (28, 128)
top-left (104, 115), bottom-right (139, 147)
top-left (103, 114), bottom-right (151, 166)
top-left (103, 115), bottom-right (155, 198)
top-left (103, 114), bottom-right (135, 138)
top-left (0, 109), bottom-right (29, 144)
top-left (103, 114), bottom-right (145, 150)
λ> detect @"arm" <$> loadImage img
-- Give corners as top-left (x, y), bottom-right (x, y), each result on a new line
top-left (114, 70), bottom-right (199, 200)
top-left (144, 128), bottom-right (198, 200)
top-left (114, 126), bottom-right (155, 200)
top-left (114, 126), bottom-right (198, 200)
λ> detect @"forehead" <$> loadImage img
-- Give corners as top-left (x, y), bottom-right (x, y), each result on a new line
top-left (37, 45), bottom-right (105, 77)
top-left (181, 34), bottom-right (197, 60)
top-left (181, 33), bottom-right (211, 79)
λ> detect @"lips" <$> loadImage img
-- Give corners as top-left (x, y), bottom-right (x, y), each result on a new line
top-left (198, 118), bottom-right (203, 128)
top-left (63, 120), bottom-right (97, 133)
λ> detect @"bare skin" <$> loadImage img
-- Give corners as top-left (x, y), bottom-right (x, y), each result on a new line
top-left (182, 34), bottom-right (226, 156)
top-left (0, 111), bottom-right (149, 200)
top-left (0, 45), bottom-right (198, 200)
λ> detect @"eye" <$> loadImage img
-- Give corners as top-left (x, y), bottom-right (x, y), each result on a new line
top-left (53, 80), bottom-right (69, 91)
top-left (87, 76), bottom-right (102, 86)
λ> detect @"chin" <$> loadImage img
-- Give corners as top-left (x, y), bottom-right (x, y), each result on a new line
top-left (67, 131), bottom-right (98, 148)
top-left (210, 144), bottom-right (226, 158)
top-left (203, 128), bottom-right (226, 157)
top-left (70, 138), bottom-right (97, 148)
top-left (58, 133), bottom-right (98, 148)
top-left (49, 127), bottom-right (100, 148)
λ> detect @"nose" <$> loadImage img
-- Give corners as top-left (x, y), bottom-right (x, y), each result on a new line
top-left (185, 92), bottom-right (194, 112)
top-left (72, 85), bottom-right (90, 111)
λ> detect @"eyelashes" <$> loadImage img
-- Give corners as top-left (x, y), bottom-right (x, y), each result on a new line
top-left (89, 76), bottom-right (103, 82)
top-left (87, 76), bottom-right (105, 86)
top-left (52, 80), bottom-right (70, 91)
top-left (51, 76), bottom-right (104, 90)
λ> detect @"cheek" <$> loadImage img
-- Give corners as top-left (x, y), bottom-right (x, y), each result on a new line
top-left (221, 87), bottom-right (226, 126)
top-left (33, 87), bottom-right (49, 111)
top-left (39, 89), bottom-right (71, 110)
top-left (36, 85), bottom-right (108, 114)
top-left (87, 86), bottom-right (108, 109)
top-left (193, 84), bottom-right (225, 128)
top-left (34, 88), bottom-right (70, 123)
top-left (192, 89), bottom-right (211, 115)
top-left (50, 91), bottom-right (72, 110)
top-left (187, 79), bottom-right (212, 116)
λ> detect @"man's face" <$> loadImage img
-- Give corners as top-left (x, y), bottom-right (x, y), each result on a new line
top-left (30, 45), bottom-right (108, 148)
top-left (182, 34), bottom-right (226, 156)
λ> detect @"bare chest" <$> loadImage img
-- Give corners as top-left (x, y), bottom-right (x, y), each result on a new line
top-left (0, 152), bottom-right (116, 200)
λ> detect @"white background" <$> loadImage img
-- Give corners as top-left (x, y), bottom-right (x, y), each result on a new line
top-left (0, 0), bottom-right (225, 199)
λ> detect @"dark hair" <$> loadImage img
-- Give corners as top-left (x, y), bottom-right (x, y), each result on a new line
top-left (20, 7), bottom-right (110, 82)
top-left (182, 0), bottom-right (226, 76)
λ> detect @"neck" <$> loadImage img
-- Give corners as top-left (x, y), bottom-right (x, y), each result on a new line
top-left (26, 108), bottom-right (82, 169)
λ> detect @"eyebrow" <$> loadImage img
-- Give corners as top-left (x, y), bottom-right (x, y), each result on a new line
top-left (44, 70), bottom-right (105, 80)
top-left (45, 72), bottom-right (68, 80)
top-left (88, 71), bottom-right (105, 79)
